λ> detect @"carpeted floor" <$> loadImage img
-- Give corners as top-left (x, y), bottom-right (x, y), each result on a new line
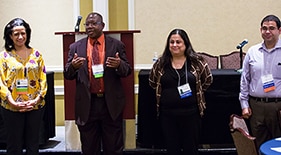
top-left (0, 126), bottom-right (238, 155)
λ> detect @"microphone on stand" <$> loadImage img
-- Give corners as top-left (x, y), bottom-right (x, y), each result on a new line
top-left (74, 16), bottom-right (82, 32)
top-left (236, 39), bottom-right (248, 72)
top-left (236, 39), bottom-right (248, 49)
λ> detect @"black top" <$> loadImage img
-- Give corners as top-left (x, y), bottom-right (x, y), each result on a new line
top-left (160, 62), bottom-right (198, 115)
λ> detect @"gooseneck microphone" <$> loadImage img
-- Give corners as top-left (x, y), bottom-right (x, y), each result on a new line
top-left (236, 39), bottom-right (248, 49)
top-left (74, 16), bottom-right (82, 32)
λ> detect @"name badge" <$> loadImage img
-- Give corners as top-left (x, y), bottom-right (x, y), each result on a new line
top-left (16, 79), bottom-right (28, 94)
top-left (177, 83), bottom-right (192, 99)
top-left (261, 74), bottom-right (275, 93)
top-left (92, 64), bottom-right (104, 78)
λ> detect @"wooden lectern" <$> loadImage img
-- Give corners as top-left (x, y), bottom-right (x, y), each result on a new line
top-left (55, 30), bottom-right (140, 150)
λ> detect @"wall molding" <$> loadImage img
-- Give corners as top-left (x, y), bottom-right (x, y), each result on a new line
top-left (55, 86), bottom-right (65, 96)
top-left (46, 66), bottom-right (64, 73)
top-left (46, 64), bottom-right (153, 73)
top-left (55, 84), bottom-right (139, 96)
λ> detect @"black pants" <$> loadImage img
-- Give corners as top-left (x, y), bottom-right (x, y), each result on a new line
top-left (78, 95), bottom-right (124, 155)
top-left (160, 109), bottom-right (200, 155)
top-left (0, 106), bottom-right (45, 155)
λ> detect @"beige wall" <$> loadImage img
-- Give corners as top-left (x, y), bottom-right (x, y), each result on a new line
top-left (2, 0), bottom-right (281, 66)
top-left (0, 0), bottom-right (74, 68)
top-left (108, 0), bottom-right (128, 30)
top-left (1, 0), bottom-right (281, 125)
top-left (134, 0), bottom-right (281, 64)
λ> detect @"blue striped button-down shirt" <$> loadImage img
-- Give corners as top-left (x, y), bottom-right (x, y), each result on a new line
top-left (239, 39), bottom-right (281, 109)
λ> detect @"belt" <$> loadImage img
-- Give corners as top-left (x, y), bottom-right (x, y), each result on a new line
top-left (92, 93), bottom-right (104, 98)
top-left (250, 96), bottom-right (281, 103)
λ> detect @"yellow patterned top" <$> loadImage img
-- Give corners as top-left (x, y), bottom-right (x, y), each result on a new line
top-left (0, 48), bottom-right (47, 111)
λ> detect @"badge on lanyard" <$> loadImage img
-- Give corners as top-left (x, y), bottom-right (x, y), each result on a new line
top-left (16, 79), bottom-right (28, 94)
top-left (261, 74), bottom-right (275, 93)
top-left (92, 64), bottom-right (104, 78)
top-left (177, 83), bottom-right (192, 99)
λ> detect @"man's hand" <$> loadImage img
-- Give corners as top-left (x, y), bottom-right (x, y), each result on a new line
top-left (72, 53), bottom-right (86, 69)
top-left (106, 52), bottom-right (121, 68)
top-left (242, 108), bottom-right (252, 119)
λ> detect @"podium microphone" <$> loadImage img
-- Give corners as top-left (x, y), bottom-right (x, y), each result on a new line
top-left (74, 16), bottom-right (82, 32)
top-left (236, 39), bottom-right (248, 49)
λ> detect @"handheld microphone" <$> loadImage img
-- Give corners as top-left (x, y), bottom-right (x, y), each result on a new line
top-left (74, 16), bottom-right (82, 32)
top-left (236, 39), bottom-right (248, 49)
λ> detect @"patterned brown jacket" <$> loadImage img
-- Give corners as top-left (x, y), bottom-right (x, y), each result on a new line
top-left (149, 57), bottom-right (213, 117)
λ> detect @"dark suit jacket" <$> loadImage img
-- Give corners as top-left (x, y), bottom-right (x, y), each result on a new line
top-left (64, 35), bottom-right (132, 126)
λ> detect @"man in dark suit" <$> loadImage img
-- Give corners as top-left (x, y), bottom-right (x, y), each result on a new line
top-left (64, 12), bottom-right (132, 155)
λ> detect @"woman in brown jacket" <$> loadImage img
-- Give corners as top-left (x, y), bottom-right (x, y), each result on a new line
top-left (149, 28), bottom-right (213, 155)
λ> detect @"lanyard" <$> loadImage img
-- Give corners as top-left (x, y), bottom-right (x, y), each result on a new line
top-left (174, 61), bottom-right (188, 86)
top-left (24, 67), bottom-right (27, 78)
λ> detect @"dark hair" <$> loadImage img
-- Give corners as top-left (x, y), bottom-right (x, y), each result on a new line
top-left (3, 18), bottom-right (31, 51)
top-left (160, 28), bottom-right (200, 68)
top-left (261, 15), bottom-right (281, 28)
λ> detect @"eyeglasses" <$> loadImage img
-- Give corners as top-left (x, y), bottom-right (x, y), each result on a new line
top-left (84, 22), bottom-right (102, 27)
top-left (261, 26), bottom-right (278, 32)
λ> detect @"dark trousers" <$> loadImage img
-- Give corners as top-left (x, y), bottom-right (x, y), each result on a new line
top-left (249, 98), bottom-right (281, 148)
top-left (78, 95), bottom-right (124, 155)
top-left (0, 106), bottom-right (45, 155)
top-left (160, 109), bottom-right (200, 155)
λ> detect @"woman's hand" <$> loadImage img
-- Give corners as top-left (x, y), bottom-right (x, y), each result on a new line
top-left (7, 95), bottom-right (41, 112)
top-left (8, 101), bottom-right (33, 112)
top-left (7, 95), bottom-right (38, 112)
top-left (18, 101), bottom-right (34, 112)
top-left (20, 97), bottom-right (41, 112)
